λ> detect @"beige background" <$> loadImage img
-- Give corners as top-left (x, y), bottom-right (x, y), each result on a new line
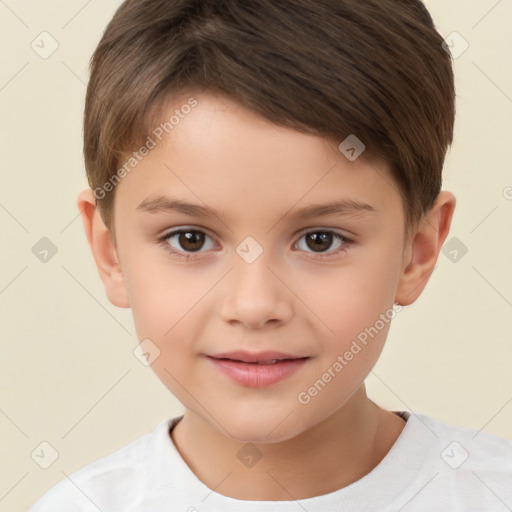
top-left (1, 1), bottom-right (511, 510)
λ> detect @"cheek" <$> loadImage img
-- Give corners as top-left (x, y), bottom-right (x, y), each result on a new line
top-left (128, 277), bottom-right (198, 340)
top-left (302, 243), bottom-right (401, 359)
top-left (125, 263), bottom-right (205, 397)
top-left (305, 259), bottom-right (398, 331)
top-left (120, 242), bottom-right (182, 317)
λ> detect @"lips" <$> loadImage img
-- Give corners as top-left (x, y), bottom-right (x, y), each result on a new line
top-left (206, 351), bottom-right (310, 387)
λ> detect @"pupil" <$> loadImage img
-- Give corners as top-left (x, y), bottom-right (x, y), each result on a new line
top-left (306, 232), bottom-right (332, 252)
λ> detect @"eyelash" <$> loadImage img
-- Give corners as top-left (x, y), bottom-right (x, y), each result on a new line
top-left (158, 227), bottom-right (353, 261)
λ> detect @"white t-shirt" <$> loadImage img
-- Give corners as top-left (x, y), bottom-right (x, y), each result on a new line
top-left (28, 410), bottom-right (512, 511)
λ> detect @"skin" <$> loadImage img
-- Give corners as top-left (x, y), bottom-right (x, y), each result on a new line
top-left (78, 90), bottom-right (455, 501)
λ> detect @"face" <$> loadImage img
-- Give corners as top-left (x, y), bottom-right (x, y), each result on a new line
top-left (112, 90), bottom-right (408, 443)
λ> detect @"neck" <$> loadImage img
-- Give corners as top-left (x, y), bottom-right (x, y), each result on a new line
top-left (170, 386), bottom-right (406, 501)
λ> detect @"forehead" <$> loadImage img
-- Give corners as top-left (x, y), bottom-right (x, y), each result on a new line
top-left (114, 90), bottom-right (403, 226)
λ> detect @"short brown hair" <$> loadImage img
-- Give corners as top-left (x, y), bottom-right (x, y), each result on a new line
top-left (83, 0), bottom-right (455, 240)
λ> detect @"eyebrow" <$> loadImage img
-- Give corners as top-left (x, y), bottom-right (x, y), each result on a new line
top-left (136, 195), bottom-right (376, 222)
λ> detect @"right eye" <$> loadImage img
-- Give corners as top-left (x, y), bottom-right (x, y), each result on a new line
top-left (158, 227), bottom-right (217, 259)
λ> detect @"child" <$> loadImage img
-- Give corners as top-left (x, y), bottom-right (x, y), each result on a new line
top-left (29, 0), bottom-right (512, 510)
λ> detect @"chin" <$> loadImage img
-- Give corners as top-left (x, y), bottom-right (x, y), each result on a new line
top-left (219, 407), bottom-right (311, 445)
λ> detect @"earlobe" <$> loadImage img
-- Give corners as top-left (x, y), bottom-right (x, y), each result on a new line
top-left (77, 189), bottom-right (130, 309)
top-left (394, 191), bottom-right (456, 306)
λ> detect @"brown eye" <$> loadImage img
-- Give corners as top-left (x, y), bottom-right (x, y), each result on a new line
top-left (175, 231), bottom-right (205, 252)
top-left (295, 230), bottom-right (351, 259)
top-left (161, 228), bottom-right (216, 258)
top-left (304, 232), bottom-right (334, 252)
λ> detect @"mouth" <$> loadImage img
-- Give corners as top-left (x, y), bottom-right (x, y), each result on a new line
top-left (207, 350), bottom-right (309, 364)
top-left (209, 357), bottom-right (307, 365)
top-left (206, 352), bottom-right (310, 387)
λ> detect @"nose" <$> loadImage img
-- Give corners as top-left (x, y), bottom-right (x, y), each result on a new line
top-left (219, 252), bottom-right (294, 330)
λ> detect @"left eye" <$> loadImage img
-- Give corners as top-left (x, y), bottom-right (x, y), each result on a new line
top-left (294, 230), bottom-right (350, 257)
top-left (159, 228), bottom-right (351, 259)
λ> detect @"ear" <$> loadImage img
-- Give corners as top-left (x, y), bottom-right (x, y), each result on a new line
top-left (395, 191), bottom-right (456, 306)
top-left (77, 189), bottom-right (130, 308)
